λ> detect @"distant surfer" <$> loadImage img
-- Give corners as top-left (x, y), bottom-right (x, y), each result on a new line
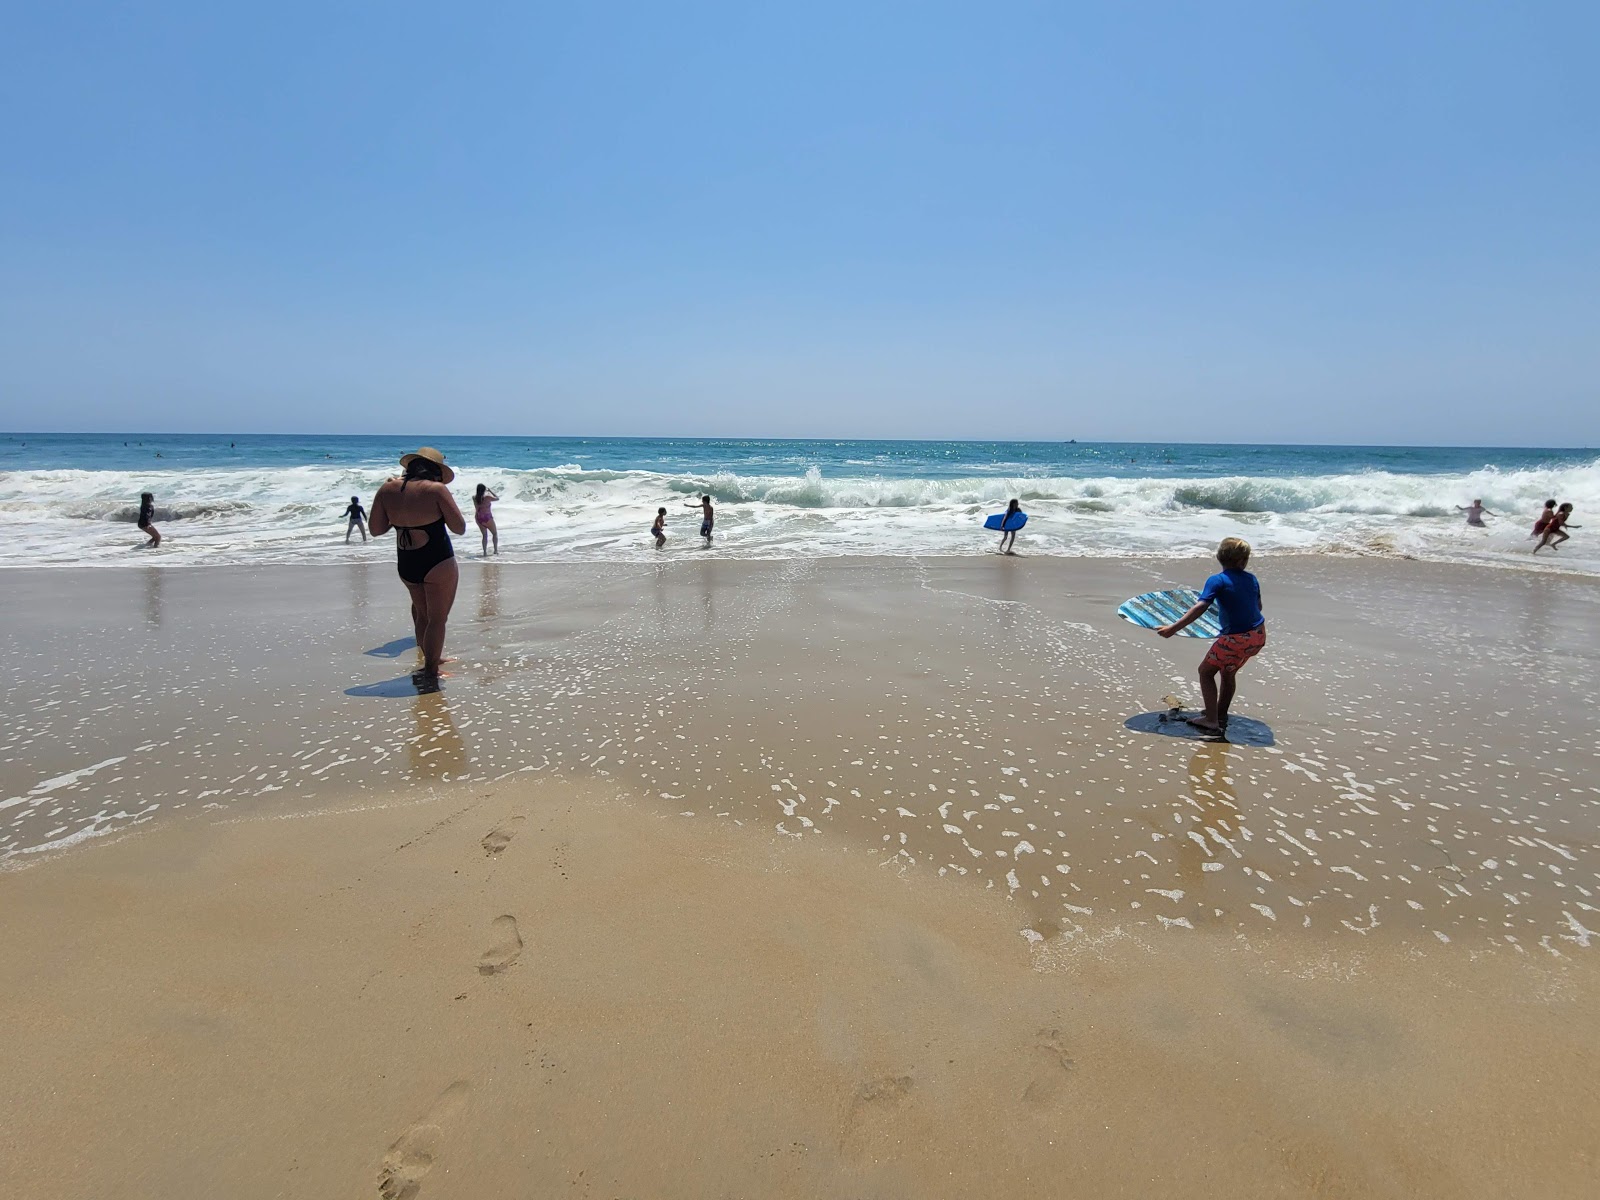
top-left (137, 492), bottom-right (161, 548)
top-left (686, 494), bottom-right (714, 542)
top-left (1156, 537), bottom-right (1264, 736)
top-left (998, 499), bottom-right (1022, 555)
top-left (1531, 500), bottom-right (1558, 539)
top-left (1456, 499), bottom-right (1495, 527)
top-left (343, 495), bottom-right (368, 543)
top-left (652, 507), bottom-right (667, 549)
top-left (474, 484), bottom-right (499, 556)
top-left (1533, 503), bottom-right (1578, 553)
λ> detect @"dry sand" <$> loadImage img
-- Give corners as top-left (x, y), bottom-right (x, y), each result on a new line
top-left (2, 556), bottom-right (1598, 1197)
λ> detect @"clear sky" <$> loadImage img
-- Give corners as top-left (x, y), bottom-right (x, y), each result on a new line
top-left (2, 2), bottom-right (1596, 444)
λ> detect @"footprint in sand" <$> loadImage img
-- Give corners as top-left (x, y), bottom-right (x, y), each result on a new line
top-left (480, 816), bottom-right (524, 856)
top-left (478, 914), bottom-right (523, 976)
top-left (377, 1081), bottom-right (469, 1199)
top-left (838, 1074), bottom-right (912, 1158)
top-left (1020, 1028), bottom-right (1075, 1108)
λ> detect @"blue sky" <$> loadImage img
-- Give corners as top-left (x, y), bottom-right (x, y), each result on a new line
top-left (2, 2), bottom-right (1596, 443)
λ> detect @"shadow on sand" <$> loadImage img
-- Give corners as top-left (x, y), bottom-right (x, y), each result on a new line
top-left (364, 637), bottom-right (417, 659)
top-left (346, 673), bottom-right (441, 698)
top-left (1124, 709), bottom-right (1275, 747)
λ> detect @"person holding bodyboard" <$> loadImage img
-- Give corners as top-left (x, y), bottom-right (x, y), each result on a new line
top-left (1155, 537), bottom-right (1265, 735)
top-left (986, 499), bottom-right (1026, 554)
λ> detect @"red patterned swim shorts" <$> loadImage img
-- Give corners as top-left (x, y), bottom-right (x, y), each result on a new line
top-left (1203, 623), bottom-right (1266, 672)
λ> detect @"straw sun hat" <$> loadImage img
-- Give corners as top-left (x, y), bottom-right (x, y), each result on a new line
top-left (399, 446), bottom-right (455, 484)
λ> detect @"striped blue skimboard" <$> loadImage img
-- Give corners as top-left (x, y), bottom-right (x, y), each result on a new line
top-left (1116, 588), bottom-right (1222, 639)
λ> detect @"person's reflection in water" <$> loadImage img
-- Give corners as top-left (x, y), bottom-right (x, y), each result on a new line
top-left (407, 690), bottom-right (467, 780)
top-left (1164, 742), bottom-right (1243, 925)
top-left (347, 560), bottom-right (369, 614)
top-left (143, 567), bottom-right (163, 627)
top-left (478, 562), bottom-right (501, 626)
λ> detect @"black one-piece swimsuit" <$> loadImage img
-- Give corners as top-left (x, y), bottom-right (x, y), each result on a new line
top-left (394, 518), bottom-right (454, 584)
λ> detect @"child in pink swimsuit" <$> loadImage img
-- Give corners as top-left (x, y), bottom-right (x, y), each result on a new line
top-left (473, 484), bottom-right (499, 556)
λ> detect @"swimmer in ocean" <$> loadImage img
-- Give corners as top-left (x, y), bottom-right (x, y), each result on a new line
top-left (1455, 499), bottom-right (1495, 527)
top-left (652, 507), bottom-right (667, 549)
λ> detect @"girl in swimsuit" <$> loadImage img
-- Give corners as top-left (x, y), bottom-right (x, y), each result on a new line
top-left (998, 498), bottom-right (1022, 555)
top-left (368, 447), bottom-right (467, 682)
top-left (137, 492), bottom-right (161, 547)
top-left (474, 484), bottom-right (499, 556)
top-left (1531, 500), bottom-right (1558, 538)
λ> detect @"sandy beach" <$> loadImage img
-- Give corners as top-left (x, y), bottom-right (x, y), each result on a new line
top-left (3, 555), bottom-right (1598, 1198)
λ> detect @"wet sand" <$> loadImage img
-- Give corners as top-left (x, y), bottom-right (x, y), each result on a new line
top-left (2, 556), bottom-right (1598, 1196)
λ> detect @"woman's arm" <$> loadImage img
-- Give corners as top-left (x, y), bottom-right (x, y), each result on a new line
top-left (437, 484), bottom-right (468, 535)
top-left (367, 484), bottom-right (393, 536)
top-left (1157, 600), bottom-right (1212, 638)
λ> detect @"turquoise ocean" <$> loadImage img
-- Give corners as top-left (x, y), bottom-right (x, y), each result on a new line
top-left (1, 434), bottom-right (1595, 573)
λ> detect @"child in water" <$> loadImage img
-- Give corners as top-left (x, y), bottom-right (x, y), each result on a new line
top-left (998, 499), bottom-right (1022, 554)
top-left (474, 484), bottom-right (499, 556)
top-left (1531, 500), bottom-right (1558, 539)
top-left (1534, 503), bottom-right (1579, 553)
top-left (1156, 537), bottom-right (1265, 735)
top-left (1456, 499), bottom-right (1495, 527)
top-left (686, 494), bottom-right (714, 542)
top-left (652, 507), bottom-right (667, 549)
top-left (137, 492), bottom-right (161, 547)
top-left (343, 495), bottom-right (367, 543)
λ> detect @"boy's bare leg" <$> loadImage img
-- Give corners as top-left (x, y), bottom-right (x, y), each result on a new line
top-left (1191, 663), bottom-right (1221, 730)
top-left (1216, 669), bottom-right (1238, 728)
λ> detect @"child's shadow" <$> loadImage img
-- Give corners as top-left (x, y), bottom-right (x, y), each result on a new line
top-left (1124, 710), bottom-right (1275, 746)
top-left (364, 636), bottom-right (416, 658)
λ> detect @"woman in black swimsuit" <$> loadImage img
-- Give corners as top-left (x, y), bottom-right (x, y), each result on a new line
top-left (367, 447), bottom-right (467, 682)
top-left (137, 492), bottom-right (161, 547)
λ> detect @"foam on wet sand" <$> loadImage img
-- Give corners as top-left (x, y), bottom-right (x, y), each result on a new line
top-left (1, 557), bottom-right (1597, 1197)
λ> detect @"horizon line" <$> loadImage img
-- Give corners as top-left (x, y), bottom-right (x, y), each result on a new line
top-left (3, 431), bottom-right (1597, 453)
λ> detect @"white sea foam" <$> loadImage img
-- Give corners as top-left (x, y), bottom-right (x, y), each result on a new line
top-left (1, 458), bottom-right (1596, 572)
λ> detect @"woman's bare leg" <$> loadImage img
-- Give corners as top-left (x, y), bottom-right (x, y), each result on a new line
top-left (489, 519), bottom-right (498, 554)
top-left (402, 579), bottom-right (429, 654)
top-left (416, 559), bottom-right (460, 676)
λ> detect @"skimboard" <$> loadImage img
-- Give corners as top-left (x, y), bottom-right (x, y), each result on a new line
top-left (984, 512), bottom-right (1028, 531)
top-left (1116, 588), bottom-right (1221, 638)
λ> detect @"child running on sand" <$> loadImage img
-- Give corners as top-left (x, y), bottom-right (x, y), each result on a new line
top-left (1534, 503), bottom-right (1579, 553)
top-left (343, 495), bottom-right (367, 542)
top-left (652, 507), bottom-right (667, 549)
top-left (1157, 537), bottom-right (1264, 734)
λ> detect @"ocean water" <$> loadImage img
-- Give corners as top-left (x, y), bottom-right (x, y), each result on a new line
top-left (1, 433), bottom-right (1596, 573)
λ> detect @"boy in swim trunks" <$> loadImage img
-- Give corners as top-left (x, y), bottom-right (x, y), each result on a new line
top-left (686, 494), bottom-right (714, 542)
top-left (652, 507), bottom-right (667, 549)
top-left (1157, 536), bottom-right (1265, 735)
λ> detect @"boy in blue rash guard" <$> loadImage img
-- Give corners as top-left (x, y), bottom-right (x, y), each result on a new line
top-left (1156, 537), bottom-right (1265, 734)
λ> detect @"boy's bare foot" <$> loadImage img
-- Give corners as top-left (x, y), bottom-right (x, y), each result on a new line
top-left (1186, 716), bottom-right (1221, 732)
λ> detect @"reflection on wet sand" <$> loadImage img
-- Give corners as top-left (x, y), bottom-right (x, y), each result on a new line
top-left (408, 691), bottom-right (466, 779)
top-left (142, 567), bottom-right (163, 627)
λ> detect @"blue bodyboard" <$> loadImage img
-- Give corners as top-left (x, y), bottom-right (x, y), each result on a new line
top-left (1116, 588), bottom-right (1222, 639)
top-left (984, 512), bottom-right (1027, 531)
